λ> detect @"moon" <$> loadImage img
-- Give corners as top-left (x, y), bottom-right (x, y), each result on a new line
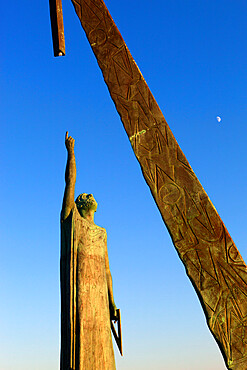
top-left (216, 116), bottom-right (221, 123)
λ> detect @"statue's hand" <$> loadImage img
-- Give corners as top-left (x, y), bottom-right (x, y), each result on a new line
top-left (110, 302), bottom-right (118, 321)
top-left (65, 131), bottom-right (75, 153)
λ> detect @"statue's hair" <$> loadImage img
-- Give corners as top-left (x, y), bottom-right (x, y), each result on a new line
top-left (75, 193), bottom-right (97, 212)
top-left (75, 193), bottom-right (89, 210)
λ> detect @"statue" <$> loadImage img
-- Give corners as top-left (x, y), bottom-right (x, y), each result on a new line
top-left (60, 132), bottom-right (117, 370)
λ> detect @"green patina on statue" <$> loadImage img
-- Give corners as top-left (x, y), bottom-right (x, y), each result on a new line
top-left (60, 132), bottom-right (117, 370)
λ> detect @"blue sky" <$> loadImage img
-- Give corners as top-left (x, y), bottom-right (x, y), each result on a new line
top-left (1, 0), bottom-right (247, 369)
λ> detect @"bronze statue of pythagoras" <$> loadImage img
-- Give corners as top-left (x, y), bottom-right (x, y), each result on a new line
top-left (60, 132), bottom-right (117, 370)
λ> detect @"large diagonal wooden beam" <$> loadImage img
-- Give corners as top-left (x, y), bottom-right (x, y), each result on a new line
top-left (69, 1), bottom-right (247, 368)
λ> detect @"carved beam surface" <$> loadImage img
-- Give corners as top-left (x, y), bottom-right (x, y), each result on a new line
top-left (70, 0), bottom-right (247, 367)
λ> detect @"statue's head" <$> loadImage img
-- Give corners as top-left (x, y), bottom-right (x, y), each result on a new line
top-left (75, 193), bottom-right (98, 216)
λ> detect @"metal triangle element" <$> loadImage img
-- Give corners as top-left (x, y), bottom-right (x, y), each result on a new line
top-left (111, 309), bottom-right (123, 356)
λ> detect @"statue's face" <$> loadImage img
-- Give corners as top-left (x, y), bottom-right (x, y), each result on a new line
top-left (76, 193), bottom-right (98, 214)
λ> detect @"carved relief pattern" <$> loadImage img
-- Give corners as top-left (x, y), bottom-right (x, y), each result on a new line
top-left (71, 0), bottom-right (247, 368)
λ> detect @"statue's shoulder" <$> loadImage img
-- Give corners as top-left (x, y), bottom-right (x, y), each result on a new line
top-left (92, 223), bottom-right (107, 237)
top-left (99, 226), bottom-right (107, 239)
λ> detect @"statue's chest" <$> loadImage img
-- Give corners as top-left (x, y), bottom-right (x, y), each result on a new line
top-left (77, 222), bottom-right (106, 259)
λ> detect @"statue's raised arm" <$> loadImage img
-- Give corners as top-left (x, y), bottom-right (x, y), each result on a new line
top-left (61, 131), bottom-right (76, 220)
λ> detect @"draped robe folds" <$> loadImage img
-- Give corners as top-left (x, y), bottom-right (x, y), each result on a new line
top-left (60, 204), bottom-right (116, 370)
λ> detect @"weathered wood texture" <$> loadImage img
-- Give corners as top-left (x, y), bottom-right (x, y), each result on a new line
top-left (70, 0), bottom-right (247, 368)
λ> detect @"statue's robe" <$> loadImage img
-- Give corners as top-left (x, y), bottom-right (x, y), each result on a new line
top-left (60, 204), bottom-right (116, 370)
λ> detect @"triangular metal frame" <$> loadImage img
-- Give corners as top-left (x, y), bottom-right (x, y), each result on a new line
top-left (111, 309), bottom-right (123, 356)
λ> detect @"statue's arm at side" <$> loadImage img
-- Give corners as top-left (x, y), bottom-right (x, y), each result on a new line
top-left (105, 235), bottom-right (118, 320)
top-left (61, 132), bottom-right (76, 221)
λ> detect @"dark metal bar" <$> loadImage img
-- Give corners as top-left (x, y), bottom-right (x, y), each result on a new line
top-left (49, 0), bottom-right (65, 57)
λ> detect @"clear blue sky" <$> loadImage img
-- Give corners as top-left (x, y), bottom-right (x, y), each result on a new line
top-left (1, 0), bottom-right (247, 369)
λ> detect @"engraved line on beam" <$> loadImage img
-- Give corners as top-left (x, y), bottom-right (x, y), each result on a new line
top-left (129, 130), bottom-right (147, 142)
